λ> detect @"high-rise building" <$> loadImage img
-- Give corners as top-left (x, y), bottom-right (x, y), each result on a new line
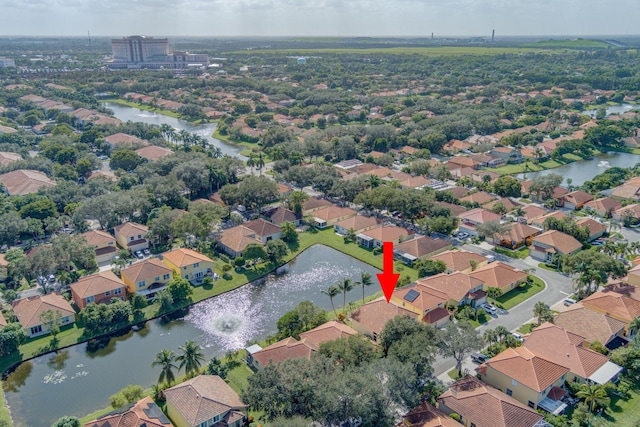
top-left (0, 57), bottom-right (16, 68)
top-left (108, 36), bottom-right (208, 70)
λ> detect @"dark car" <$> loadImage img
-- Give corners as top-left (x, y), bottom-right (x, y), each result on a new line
top-left (471, 352), bottom-right (490, 364)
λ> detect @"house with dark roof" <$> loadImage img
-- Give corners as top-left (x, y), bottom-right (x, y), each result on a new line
top-left (243, 218), bottom-right (282, 242)
top-left (266, 206), bottom-right (300, 226)
top-left (164, 375), bottom-right (247, 427)
top-left (71, 271), bottom-right (127, 309)
top-left (437, 375), bottom-right (550, 427)
top-left (393, 235), bottom-right (452, 266)
top-left (84, 396), bottom-right (172, 427)
top-left (12, 293), bottom-right (75, 337)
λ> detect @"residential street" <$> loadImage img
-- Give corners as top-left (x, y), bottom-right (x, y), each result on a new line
top-left (433, 243), bottom-right (575, 382)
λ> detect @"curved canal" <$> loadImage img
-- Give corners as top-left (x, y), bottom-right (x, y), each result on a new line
top-left (4, 245), bottom-right (380, 427)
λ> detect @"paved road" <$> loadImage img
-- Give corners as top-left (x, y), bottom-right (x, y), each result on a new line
top-left (432, 243), bottom-right (576, 381)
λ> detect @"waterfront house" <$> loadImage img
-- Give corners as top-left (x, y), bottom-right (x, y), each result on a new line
top-left (298, 320), bottom-right (358, 347)
top-left (84, 396), bottom-right (172, 427)
top-left (266, 206), bottom-right (300, 226)
top-left (415, 272), bottom-right (486, 308)
top-left (12, 293), bottom-right (75, 338)
top-left (334, 214), bottom-right (381, 236)
top-left (489, 146), bottom-right (524, 164)
top-left (301, 197), bottom-right (333, 216)
top-left (243, 218), bottom-right (282, 242)
top-left (430, 249), bottom-right (489, 274)
top-left (530, 230), bottom-right (582, 262)
top-left (390, 284), bottom-right (451, 328)
top-left (250, 337), bottom-right (316, 369)
top-left (351, 298), bottom-right (419, 341)
top-left (311, 205), bottom-right (357, 229)
top-left (469, 262), bottom-right (528, 294)
top-left (164, 375), bottom-right (247, 427)
top-left (216, 225), bottom-right (264, 258)
top-left (357, 224), bottom-right (413, 248)
top-left (393, 235), bottom-right (452, 266)
top-left (161, 248), bottom-right (214, 283)
top-left (120, 258), bottom-right (174, 300)
top-left (70, 271), bottom-right (127, 309)
top-left (437, 375), bottom-right (549, 427)
top-left (477, 346), bottom-right (569, 414)
top-left (113, 222), bottom-right (149, 253)
top-left (82, 230), bottom-right (117, 265)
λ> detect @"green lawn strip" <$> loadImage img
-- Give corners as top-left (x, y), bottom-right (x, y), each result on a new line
top-left (537, 263), bottom-right (560, 272)
top-left (103, 98), bottom-right (182, 119)
top-left (596, 380), bottom-right (640, 427)
top-left (0, 383), bottom-right (12, 427)
top-left (447, 368), bottom-right (461, 380)
top-left (494, 246), bottom-right (529, 259)
top-left (517, 323), bottom-right (537, 334)
top-left (495, 275), bottom-right (545, 310)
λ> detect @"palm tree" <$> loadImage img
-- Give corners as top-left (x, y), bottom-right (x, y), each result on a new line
top-left (533, 301), bottom-right (552, 325)
top-left (368, 174), bottom-right (381, 189)
top-left (494, 325), bottom-right (510, 342)
top-left (576, 383), bottom-right (610, 415)
top-left (246, 155), bottom-right (255, 174)
top-left (210, 146), bottom-right (223, 158)
top-left (322, 285), bottom-right (340, 317)
top-left (630, 317), bottom-right (640, 337)
top-left (483, 328), bottom-right (499, 346)
top-left (176, 340), bottom-right (205, 378)
top-left (486, 287), bottom-right (502, 305)
top-left (152, 349), bottom-right (178, 385)
top-left (337, 278), bottom-right (354, 313)
top-left (356, 272), bottom-right (373, 305)
top-left (256, 153), bottom-right (265, 175)
top-left (179, 129), bottom-right (192, 146)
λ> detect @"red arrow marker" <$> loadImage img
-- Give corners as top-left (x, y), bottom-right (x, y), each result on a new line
top-left (377, 241), bottom-right (400, 303)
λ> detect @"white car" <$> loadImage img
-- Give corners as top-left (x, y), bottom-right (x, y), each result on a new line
top-left (482, 303), bottom-right (497, 313)
top-left (512, 332), bottom-right (524, 342)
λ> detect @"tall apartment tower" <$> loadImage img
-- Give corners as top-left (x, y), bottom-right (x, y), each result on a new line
top-left (111, 36), bottom-right (170, 64)
top-left (492, 30), bottom-right (495, 43)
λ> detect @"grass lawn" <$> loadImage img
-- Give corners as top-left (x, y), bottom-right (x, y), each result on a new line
top-left (488, 154), bottom-right (581, 175)
top-left (595, 380), bottom-right (640, 427)
top-left (523, 39), bottom-right (610, 49)
top-left (0, 384), bottom-right (12, 427)
top-left (517, 323), bottom-right (537, 334)
top-left (495, 275), bottom-right (545, 310)
top-left (494, 246), bottom-right (529, 259)
top-left (538, 263), bottom-right (560, 272)
top-left (447, 368), bottom-right (461, 380)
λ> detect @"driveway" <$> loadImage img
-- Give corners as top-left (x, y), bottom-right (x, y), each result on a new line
top-left (432, 243), bottom-right (576, 380)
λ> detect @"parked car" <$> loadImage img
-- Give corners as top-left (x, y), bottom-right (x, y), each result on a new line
top-left (471, 352), bottom-right (490, 364)
top-left (457, 232), bottom-right (469, 240)
top-left (134, 251), bottom-right (144, 259)
top-left (512, 332), bottom-right (524, 342)
top-left (483, 303), bottom-right (497, 314)
top-left (142, 248), bottom-right (150, 256)
top-left (48, 274), bottom-right (56, 283)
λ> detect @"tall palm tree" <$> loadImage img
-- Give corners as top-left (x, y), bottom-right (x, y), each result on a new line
top-left (256, 153), bottom-right (265, 175)
top-left (494, 325), bottom-right (510, 342)
top-left (630, 317), bottom-right (640, 337)
top-left (322, 285), bottom-right (340, 317)
top-left (210, 146), bottom-right (223, 158)
top-left (576, 383), bottom-right (610, 415)
top-left (176, 340), bottom-right (205, 378)
top-left (356, 272), bottom-right (373, 305)
top-left (483, 328), bottom-right (499, 346)
top-left (152, 349), bottom-right (178, 385)
top-left (246, 155), bottom-right (255, 174)
top-left (337, 278), bottom-right (354, 313)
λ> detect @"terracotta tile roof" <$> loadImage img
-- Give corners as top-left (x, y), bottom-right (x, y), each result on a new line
top-left (584, 197), bottom-right (621, 214)
top-left (394, 235), bottom-right (451, 259)
top-left (267, 207), bottom-right (297, 225)
top-left (435, 201), bottom-right (468, 216)
top-left (431, 250), bottom-right (488, 272)
top-left (71, 271), bottom-right (125, 300)
top-left (0, 169), bottom-right (56, 195)
top-left (614, 203), bottom-right (640, 218)
top-left (82, 230), bottom-right (115, 247)
top-left (121, 258), bottom-right (174, 286)
top-left (353, 299), bottom-right (418, 335)
top-left (163, 375), bottom-right (246, 426)
top-left (394, 283), bottom-right (449, 313)
top-left (334, 215), bottom-right (381, 232)
top-left (532, 230), bottom-right (582, 255)
top-left (422, 307), bottom-right (450, 324)
top-left (499, 222), bottom-right (541, 244)
top-left (0, 312), bottom-right (6, 328)
top-left (252, 337), bottom-right (317, 366)
top-left (397, 402), bottom-right (460, 427)
top-left (446, 186), bottom-right (471, 199)
top-left (521, 205), bottom-right (548, 222)
top-left (114, 222), bottom-right (148, 239)
top-left (398, 175), bottom-right (432, 189)
top-left (0, 125), bottom-right (17, 134)
top-left (458, 208), bottom-right (501, 224)
top-left (416, 272), bottom-right (484, 303)
top-left (244, 218), bottom-right (281, 238)
top-left (0, 151), bottom-right (21, 166)
top-left (312, 205), bottom-right (357, 222)
top-left (581, 291), bottom-right (640, 323)
top-left (298, 320), bottom-right (357, 347)
top-left (217, 225), bottom-right (263, 253)
top-left (523, 322), bottom-right (610, 378)
top-left (0, 253), bottom-right (6, 268)
top-left (162, 248), bottom-right (213, 268)
top-left (576, 217), bottom-right (606, 237)
top-left (134, 145), bottom-right (173, 161)
top-left (359, 224), bottom-right (412, 242)
top-left (469, 262), bottom-right (527, 292)
top-left (437, 375), bottom-right (544, 427)
top-left (12, 293), bottom-right (75, 329)
top-left (460, 191), bottom-right (496, 205)
top-left (84, 396), bottom-right (172, 427)
top-left (562, 190), bottom-right (594, 206)
top-left (530, 210), bottom-right (568, 226)
top-left (104, 133), bottom-right (146, 146)
top-left (302, 197), bottom-right (333, 214)
top-left (484, 347), bottom-right (569, 393)
top-left (554, 304), bottom-right (627, 346)
top-left (604, 281), bottom-right (640, 301)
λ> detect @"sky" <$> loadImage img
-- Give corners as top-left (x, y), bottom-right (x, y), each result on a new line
top-left (1, 0), bottom-right (639, 37)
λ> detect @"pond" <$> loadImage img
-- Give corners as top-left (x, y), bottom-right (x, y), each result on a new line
top-left (3, 245), bottom-right (380, 427)
top-left (582, 103), bottom-right (639, 118)
top-left (515, 151), bottom-right (640, 187)
top-left (102, 102), bottom-right (244, 158)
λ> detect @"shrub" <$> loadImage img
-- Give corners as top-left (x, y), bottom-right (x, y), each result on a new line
top-left (223, 273), bottom-right (232, 280)
top-left (221, 264), bottom-right (232, 272)
top-left (234, 257), bottom-right (245, 267)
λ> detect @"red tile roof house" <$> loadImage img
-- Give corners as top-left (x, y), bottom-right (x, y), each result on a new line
top-left (104, 133), bottom-right (148, 149)
top-left (351, 298), bottom-right (419, 341)
top-left (164, 375), bottom-right (247, 427)
top-left (333, 214), bottom-right (381, 236)
top-left (469, 261), bottom-right (528, 295)
top-left (82, 230), bottom-right (117, 265)
top-left (393, 235), bottom-right (453, 266)
top-left (457, 208), bottom-right (502, 236)
top-left (216, 225), bottom-right (264, 259)
top-left (70, 270), bottom-right (127, 309)
top-left (491, 222), bottom-right (542, 249)
top-left (584, 197), bottom-right (622, 218)
top-left (134, 145), bottom-right (174, 161)
top-left (430, 249), bottom-right (489, 273)
top-left (397, 401), bottom-right (461, 427)
top-left (12, 293), bottom-right (75, 338)
top-left (113, 222), bottom-right (149, 253)
top-left (530, 230), bottom-right (582, 263)
top-left (356, 224), bottom-right (414, 249)
top-left (0, 169), bottom-right (56, 195)
top-left (311, 205), bottom-right (358, 229)
top-left (415, 271), bottom-right (487, 309)
top-left (558, 190), bottom-right (594, 210)
top-left (575, 217), bottom-right (606, 241)
top-left (84, 396), bottom-right (172, 427)
top-left (554, 304), bottom-right (628, 351)
top-left (390, 283), bottom-right (452, 328)
top-left (437, 375), bottom-right (547, 427)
